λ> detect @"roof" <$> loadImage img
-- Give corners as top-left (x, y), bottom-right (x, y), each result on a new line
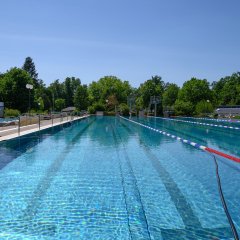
top-left (61, 107), bottom-right (76, 112)
top-left (215, 108), bottom-right (240, 114)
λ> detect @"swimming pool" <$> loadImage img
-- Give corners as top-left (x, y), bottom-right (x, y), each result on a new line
top-left (175, 116), bottom-right (240, 128)
top-left (0, 116), bottom-right (239, 239)
top-left (144, 116), bottom-right (240, 159)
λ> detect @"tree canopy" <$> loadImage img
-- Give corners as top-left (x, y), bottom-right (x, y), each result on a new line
top-left (22, 57), bottom-right (39, 87)
top-left (0, 68), bottom-right (33, 112)
top-left (0, 57), bottom-right (239, 117)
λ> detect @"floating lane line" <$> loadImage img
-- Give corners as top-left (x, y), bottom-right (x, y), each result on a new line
top-left (120, 116), bottom-right (240, 164)
top-left (174, 116), bottom-right (240, 124)
top-left (148, 116), bottom-right (240, 131)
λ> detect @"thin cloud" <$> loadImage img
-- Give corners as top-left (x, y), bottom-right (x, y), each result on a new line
top-left (0, 33), bottom-right (145, 51)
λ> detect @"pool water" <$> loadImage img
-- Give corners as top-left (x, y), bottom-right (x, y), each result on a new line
top-left (143, 117), bottom-right (240, 158)
top-left (176, 117), bottom-right (240, 128)
top-left (0, 116), bottom-right (239, 239)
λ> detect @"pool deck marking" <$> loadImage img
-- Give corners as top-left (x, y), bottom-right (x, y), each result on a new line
top-left (175, 116), bottom-right (240, 123)
top-left (120, 116), bottom-right (240, 164)
top-left (149, 116), bottom-right (240, 130)
top-left (0, 115), bottom-right (90, 142)
top-left (119, 120), bottom-right (232, 239)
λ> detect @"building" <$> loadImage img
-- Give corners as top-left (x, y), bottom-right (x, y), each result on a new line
top-left (61, 107), bottom-right (76, 113)
top-left (215, 106), bottom-right (240, 117)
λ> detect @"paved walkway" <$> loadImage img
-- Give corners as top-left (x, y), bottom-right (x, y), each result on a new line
top-left (0, 115), bottom-right (90, 142)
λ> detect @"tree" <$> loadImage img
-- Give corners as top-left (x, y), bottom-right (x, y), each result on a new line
top-left (106, 94), bottom-right (119, 111)
top-left (174, 100), bottom-right (194, 116)
top-left (37, 96), bottom-right (45, 111)
top-left (0, 68), bottom-right (33, 112)
top-left (22, 57), bottom-right (39, 86)
top-left (212, 72), bottom-right (240, 105)
top-left (64, 77), bottom-right (81, 106)
top-left (119, 103), bottom-right (129, 116)
top-left (73, 84), bottom-right (88, 110)
top-left (195, 100), bottom-right (214, 116)
top-left (88, 76), bottom-right (132, 105)
top-left (48, 79), bottom-right (65, 99)
top-left (178, 78), bottom-right (212, 105)
top-left (162, 83), bottom-right (179, 108)
top-left (55, 98), bottom-right (66, 111)
top-left (136, 75), bottom-right (165, 115)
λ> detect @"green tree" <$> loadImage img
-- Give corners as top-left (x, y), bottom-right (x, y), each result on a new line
top-left (64, 77), bottom-right (81, 106)
top-left (162, 83), bottom-right (179, 107)
top-left (195, 100), bottom-right (214, 116)
top-left (106, 94), bottom-right (119, 111)
top-left (37, 96), bottom-right (45, 111)
top-left (48, 79), bottom-right (65, 99)
top-left (88, 76), bottom-right (132, 105)
top-left (213, 72), bottom-right (240, 105)
top-left (174, 100), bottom-right (194, 116)
top-left (73, 84), bottom-right (88, 110)
top-left (0, 68), bottom-right (33, 112)
top-left (22, 57), bottom-right (39, 87)
top-left (119, 103), bottom-right (129, 116)
top-left (136, 76), bottom-right (165, 115)
top-left (178, 78), bottom-right (212, 105)
top-left (55, 98), bottom-right (66, 111)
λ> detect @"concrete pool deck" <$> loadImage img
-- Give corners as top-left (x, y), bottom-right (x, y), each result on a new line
top-left (0, 115), bottom-right (90, 142)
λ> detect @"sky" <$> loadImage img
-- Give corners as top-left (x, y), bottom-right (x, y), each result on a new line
top-left (0, 0), bottom-right (240, 87)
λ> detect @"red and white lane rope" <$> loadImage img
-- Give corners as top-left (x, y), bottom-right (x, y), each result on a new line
top-left (174, 116), bottom-right (240, 124)
top-left (149, 116), bottom-right (240, 130)
top-left (120, 116), bottom-right (240, 164)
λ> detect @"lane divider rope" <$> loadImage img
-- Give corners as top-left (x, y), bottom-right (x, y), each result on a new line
top-left (120, 116), bottom-right (240, 164)
top-left (148, 116), bottom-right (240, 130)
top-left (174, 116), bottom-right (240, 124)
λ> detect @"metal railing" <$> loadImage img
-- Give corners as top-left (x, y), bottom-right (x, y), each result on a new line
top-left (0, 111), bottom-right (88, 139)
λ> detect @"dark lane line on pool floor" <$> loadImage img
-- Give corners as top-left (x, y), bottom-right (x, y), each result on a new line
top-left (2, 118), bottom-right (95, 237)
top-left (119, 120), bottom-right (232, 240)
top-left (0, 119), bottom-right (86, 171)
top-left (111, 124), bottom-right (152, 240)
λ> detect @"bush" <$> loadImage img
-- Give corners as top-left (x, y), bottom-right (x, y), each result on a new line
top-left (119, 103), bottom-right (129, 116)
top-left (88, 102), bottom-right (106, 114)
top-left (88, 106), bottom-right (95, 114)
top-left (195, 100), bottom-right (213, 116)
top-left (104, 111), bottom-right (116, 116)
top-left (174, 100), bottom-right (194, 116)
top-left (4, 108), bottom-right (20, 117)
top-left (93, 102), bottom-right (105, 111)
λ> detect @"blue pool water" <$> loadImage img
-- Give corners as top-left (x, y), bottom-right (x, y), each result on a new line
top-left (143, 116), bottom-right (240, 158)
top-left (0, 116), bottom-right (239, 239)
top-left (175, 117), bottom-right (240, 128)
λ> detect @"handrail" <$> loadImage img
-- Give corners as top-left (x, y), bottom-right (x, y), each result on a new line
top-left (0, 112), bottom-right (87, 139)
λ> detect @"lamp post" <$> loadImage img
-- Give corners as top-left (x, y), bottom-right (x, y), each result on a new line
top-left (52, 92), bottom-right (55, 113)
top-left (26, 84), bottom-right (33, 115)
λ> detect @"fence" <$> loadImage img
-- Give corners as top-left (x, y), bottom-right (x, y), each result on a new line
top-left (0, 112), bottom-right (87, 140)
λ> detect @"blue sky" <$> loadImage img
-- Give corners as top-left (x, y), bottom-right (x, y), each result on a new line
top-left (0, 0), bottom-right (240, 87)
